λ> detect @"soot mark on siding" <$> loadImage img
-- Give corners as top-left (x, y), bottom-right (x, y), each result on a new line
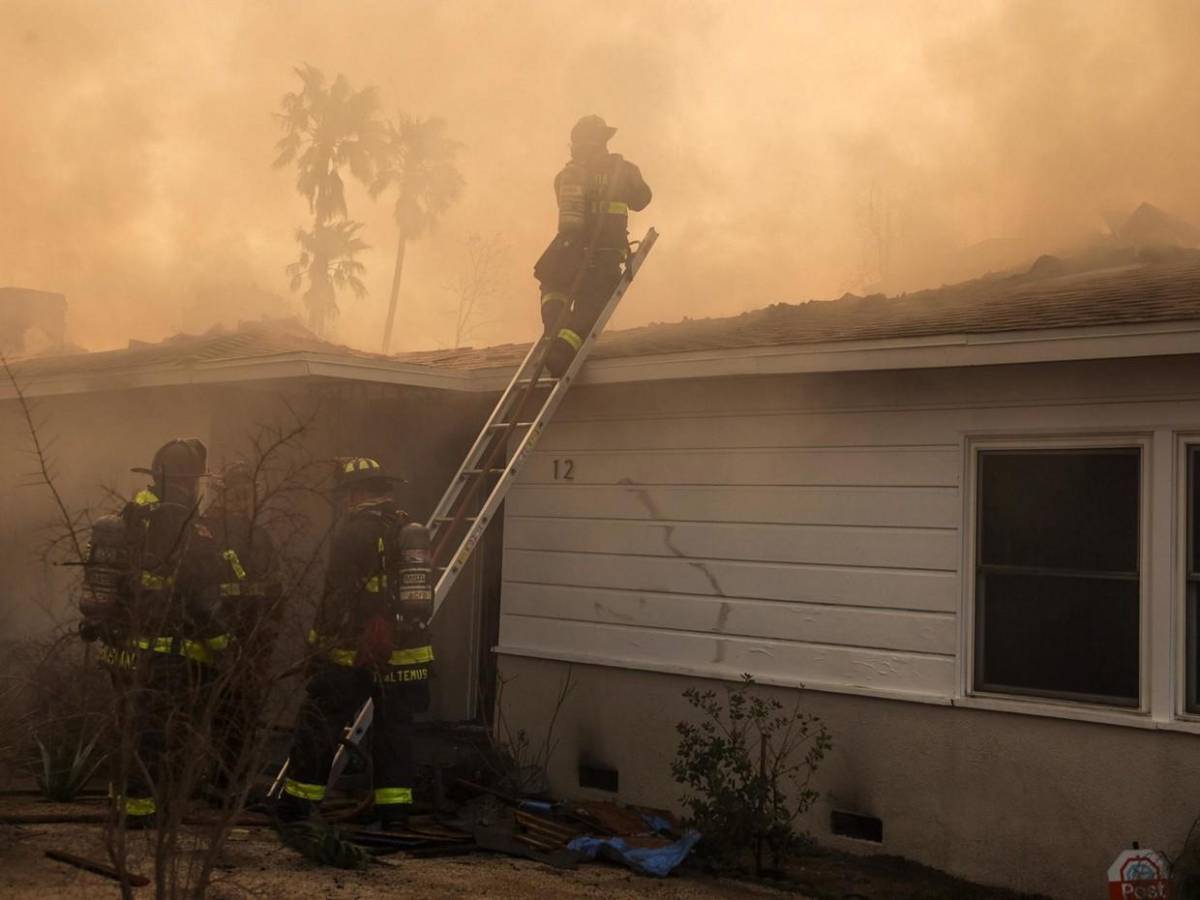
top-left (618, 477), bottom-right (727, 598)
top-left (594, 601), bottom-right (634, 622)
top-left (714, 601), bottom-right (731, 633)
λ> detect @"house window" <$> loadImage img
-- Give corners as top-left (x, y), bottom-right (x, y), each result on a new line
top-left (1187, 448), bottom-right (1200, 713)
top-left (974, 448), bottom-right (1141, 706)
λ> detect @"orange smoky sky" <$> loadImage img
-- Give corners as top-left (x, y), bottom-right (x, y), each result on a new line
top-left (1, 0), bottom-right (1198, 353)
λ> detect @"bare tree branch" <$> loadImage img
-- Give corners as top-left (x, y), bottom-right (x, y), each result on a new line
top-left (3, 355), bottom-right (84, 563)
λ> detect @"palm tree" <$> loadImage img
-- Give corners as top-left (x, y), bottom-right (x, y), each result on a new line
top-left (370, 114), bottom-right (464, 352)
top-left (274, 65), bottom-right (382, 332)
top-left (285, 221), bottom-right (369, 338)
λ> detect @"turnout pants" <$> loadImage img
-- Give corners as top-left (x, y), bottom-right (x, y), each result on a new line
top-left (535, 239), bottom-right (625, 352)
top-left (101, 643), bottom-right (216, 819)
top-left (284, 659), bottom-right (429, 812)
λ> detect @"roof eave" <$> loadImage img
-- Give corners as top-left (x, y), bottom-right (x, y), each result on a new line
top-left (576, 318), bottom-right (1200, 384)
top-left (0, 349), bottom-right (500, 400)
top-left (4, 318), bottom-right (1200, 401)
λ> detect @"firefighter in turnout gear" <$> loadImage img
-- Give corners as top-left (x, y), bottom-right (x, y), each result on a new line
top-left (82, 438), bottom-right (224, 826)
top-left (278, 457), bottom-right (434, 828)
top-left (203, 460), bottom-right (282, 793)
top-left (535, 115), bottom-right (652, 377)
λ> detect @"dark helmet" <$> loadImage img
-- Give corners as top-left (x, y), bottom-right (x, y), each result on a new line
top-left (570, 115), bottom-right (617, 146)
top-left (334, 456), bottom-right (404, 494)
top-left (132, 438), bottom-right (209, 482)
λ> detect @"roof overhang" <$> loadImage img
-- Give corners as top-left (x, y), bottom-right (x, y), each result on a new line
top-left (576, 318), bottom-right (1200, 385)
top-left (5, 318), bottom-right (1200, 401)
top-left (0, 350), bottom-right (501, 400)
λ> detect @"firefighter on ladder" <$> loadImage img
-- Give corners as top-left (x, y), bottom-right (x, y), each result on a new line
top-left (277, 457), bottom-right (434, 828)
top-left (80, 438), bottom-right (225, 826)
top-left (535, 114), bottom-right (652, 377)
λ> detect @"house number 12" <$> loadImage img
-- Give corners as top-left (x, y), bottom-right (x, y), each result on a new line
top-left (553, 459), bottom-right (575, 481)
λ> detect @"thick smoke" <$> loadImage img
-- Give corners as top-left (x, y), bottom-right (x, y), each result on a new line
top-left (1, 0), bottom-right (1197, 353)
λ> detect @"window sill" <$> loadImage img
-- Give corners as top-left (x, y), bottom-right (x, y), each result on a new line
top-left (954, 693), bottom-right (1200, 734)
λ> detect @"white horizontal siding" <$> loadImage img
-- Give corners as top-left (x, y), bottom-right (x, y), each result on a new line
top-left (507, 484), bottom-right (959, 528)
top-left (497, 356), bottom-right (1200, 709)
top-left (498, 616), bottom-right (957, 698)
top-left (520, 446), bottom-right (959, 487)
top-left (503, 582), bottom-right (956, 654)
top-left (501, 375), bottom-right (971, 700)
top-left (505, 517), bottom-right (958, 571)
top-left (537, 408), bottom-right (962, 451)
top-left (503, 549), bottom-right (958, 612)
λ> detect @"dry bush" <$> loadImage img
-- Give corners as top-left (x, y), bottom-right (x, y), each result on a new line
top-left (98, 411), bottom-right (336, 899)
top-left (5, 354), bottom-right (340, 898)
top-left (2, 635), bottom-right (110, 799)
top-left (486, 666), bottom-right (575, 797)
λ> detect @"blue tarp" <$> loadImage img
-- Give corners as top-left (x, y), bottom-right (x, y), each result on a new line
top-left (567, 829), bottom-right (702, 878)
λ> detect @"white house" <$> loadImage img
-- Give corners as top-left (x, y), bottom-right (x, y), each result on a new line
top-left (494, 246), bottom-right (1200, 899)
top-left (8, 246), bottom-right (1200, 897)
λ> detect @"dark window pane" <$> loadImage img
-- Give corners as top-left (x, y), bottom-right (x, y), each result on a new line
top-left (979, 450), bottom-right (1139, 573)
top-left (1190, 447), bottom-right (1200, 712)
top-left (978, 572), bottom-right (1139, 703)
top-left (1188, 582), bottom-right (1199, 712)
top-left (1191, 449), bottom-right (1200, 576)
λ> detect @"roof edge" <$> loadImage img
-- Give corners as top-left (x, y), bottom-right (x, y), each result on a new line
top-left (576, 318), bottom-right (1200, 385)
top-left (5, 319), bottom-right (1200, 401)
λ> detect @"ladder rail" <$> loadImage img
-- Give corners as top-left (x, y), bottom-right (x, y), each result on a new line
top-left (267, 228), bottom-right (657, 802)
top-left (425, 338), bottom-right (546, 541)
top-left (428, 228), bottom-right (658, 617)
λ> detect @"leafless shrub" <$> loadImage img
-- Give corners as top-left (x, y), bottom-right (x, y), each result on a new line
top-left (486, 666), bottom-right (575, 796)
top-left (3, 357), bottom-right (340, 898)
top-left (99, 411), bottom-right (339, 899)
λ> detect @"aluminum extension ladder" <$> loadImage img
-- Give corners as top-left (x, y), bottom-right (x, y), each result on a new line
top-left (267, 228), bottom-right (657, 802)
top-left (426, 226), bottom-right (658, 616)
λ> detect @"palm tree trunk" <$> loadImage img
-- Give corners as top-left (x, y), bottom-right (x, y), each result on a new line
top-left (381, 234), bottom-right (408, 353)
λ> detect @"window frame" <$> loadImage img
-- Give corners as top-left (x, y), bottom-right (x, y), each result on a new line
top-left (964, 434), bottom-right (1151, 714)
top-left (1179, 440), bottom-right (1200, 718)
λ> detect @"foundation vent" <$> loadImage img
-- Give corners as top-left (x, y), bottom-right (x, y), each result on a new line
top-left (831, 810), bottom-right (883, 843)
top-left (577, 764), bottom-right (619, 792)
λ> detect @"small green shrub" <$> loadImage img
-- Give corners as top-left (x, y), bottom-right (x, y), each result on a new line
top-left (671, 674), bottom-right (831, 874)
top-left (34, 724), bottom-right (106, 802)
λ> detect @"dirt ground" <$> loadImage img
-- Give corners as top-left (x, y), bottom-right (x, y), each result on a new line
top-left (0, 799), bottom-right (1046, 899)
top-left (0, 819), bottom-right (795, 900)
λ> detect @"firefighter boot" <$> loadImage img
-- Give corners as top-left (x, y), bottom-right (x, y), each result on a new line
top-left (378, 804), bottom-right (409, 832)
top-left (124, 812), bottom-right (156, 831)
top-left (540, 292), bottom-right (568, 338)
top-left (545, 329), bottom-right (581, 378)
top-left (275, 792), bottom-right (313, 824)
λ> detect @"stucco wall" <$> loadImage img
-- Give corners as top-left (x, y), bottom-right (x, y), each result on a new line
top-left (498, 654), bottom-right (1194, 900)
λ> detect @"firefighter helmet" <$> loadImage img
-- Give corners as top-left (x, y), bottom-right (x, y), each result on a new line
top-left (131, 438), bottom-right (209, 480)
top-left (334, 456), bottom-right (404, 493)
top-left (570, 115), bottom-right (617, 146)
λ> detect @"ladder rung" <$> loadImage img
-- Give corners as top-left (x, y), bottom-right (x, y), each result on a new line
top-left (428, 228), bottom-right (656, 617)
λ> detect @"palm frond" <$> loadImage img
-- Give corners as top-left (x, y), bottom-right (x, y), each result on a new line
top-left (275, 64), bottom-right (383, 217)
